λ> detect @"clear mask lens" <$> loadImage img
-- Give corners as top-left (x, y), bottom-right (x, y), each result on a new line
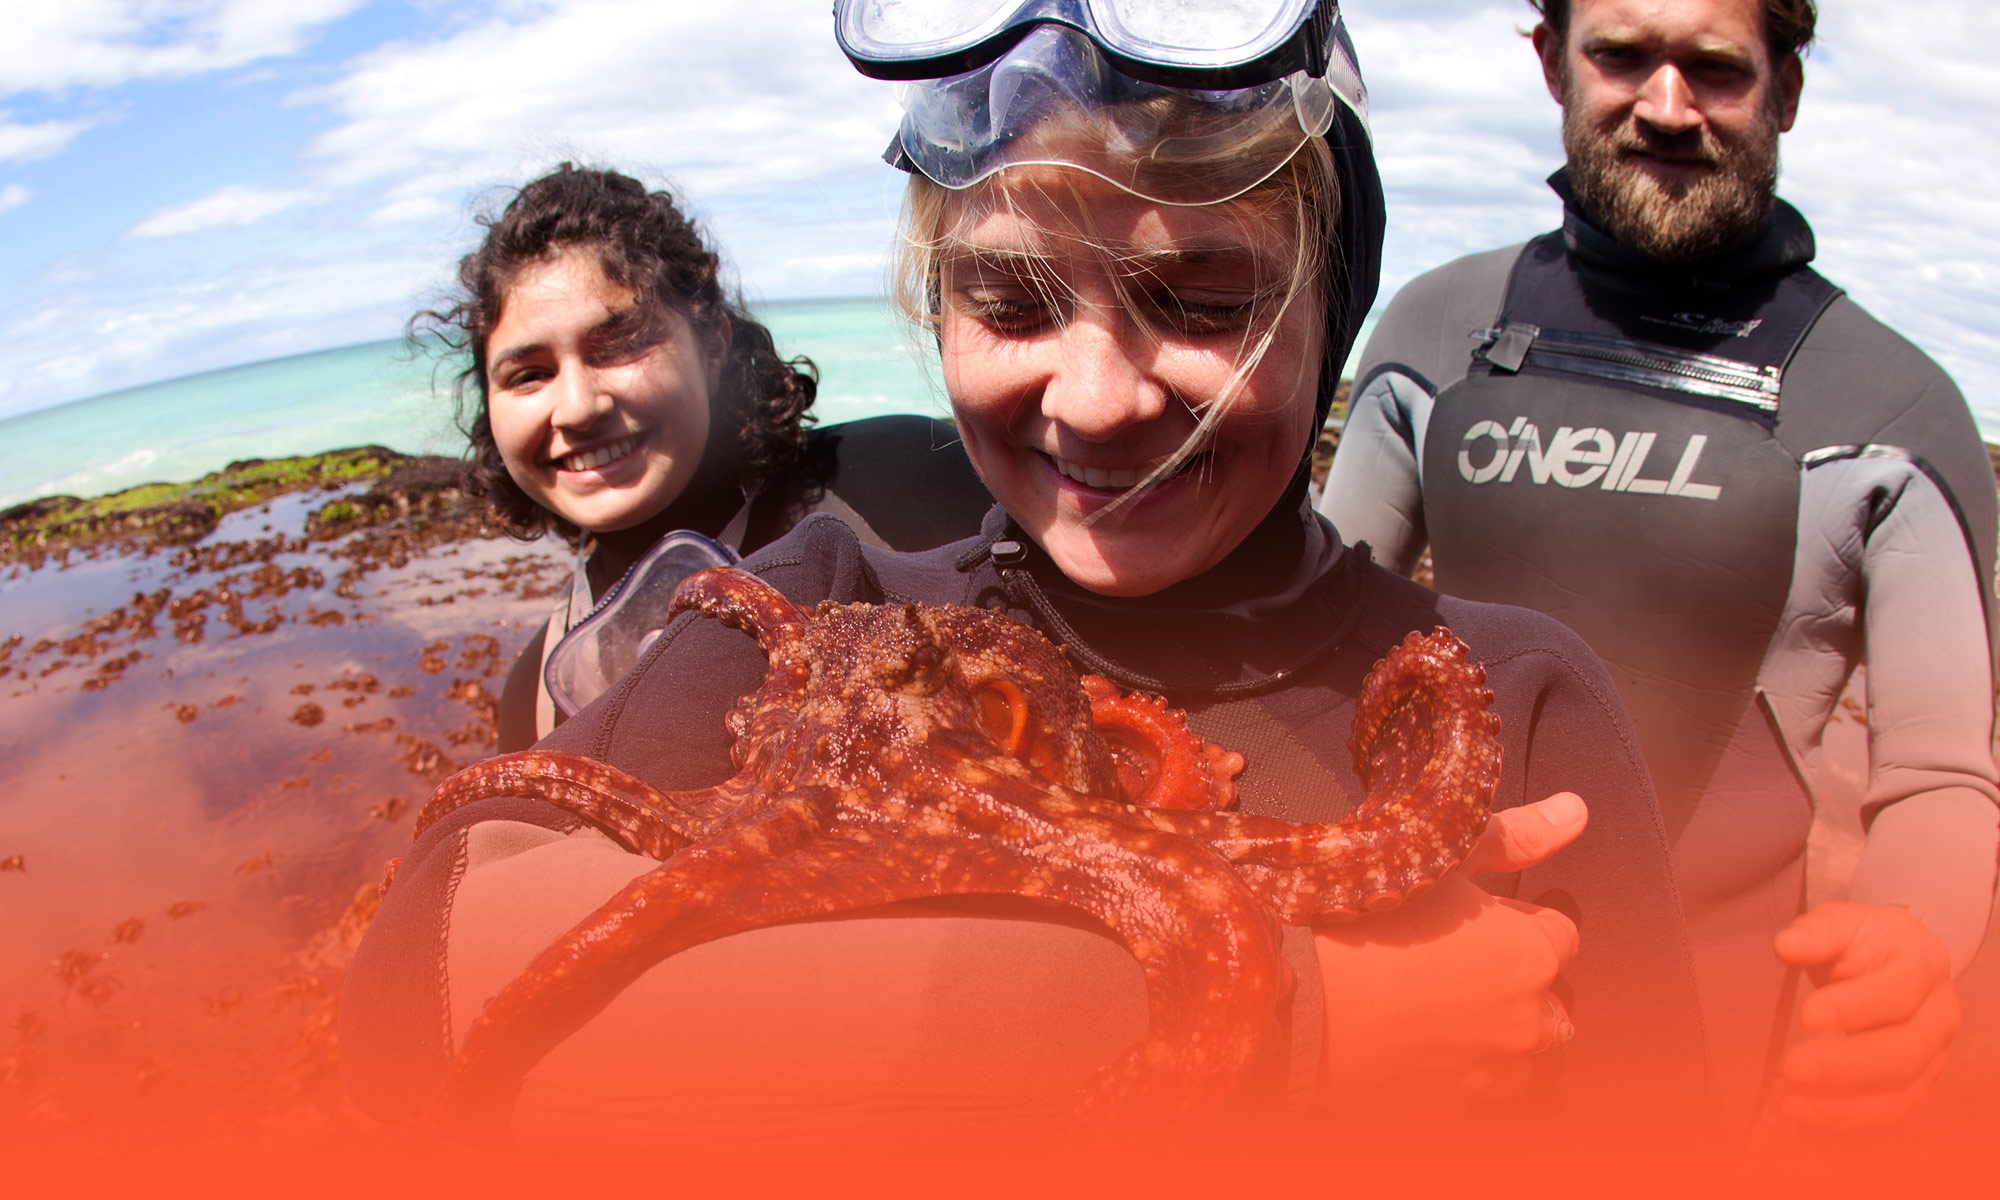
top-left (544, 530), bottom-right (741, 720)
top-left (844, 0), bottom-right (1327, 76)
top-left (849, 0), bottom-right (1018, 49)
top-left (1099, 0), bottom-right (1308, 56)
top-left (898, 23), bottom-right (1350, 206)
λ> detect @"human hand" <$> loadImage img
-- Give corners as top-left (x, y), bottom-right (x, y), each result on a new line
top-left (1769, 902), bottom-right (1961, 1130)
top-left (1313, 792), bottom-right (1587, 1112)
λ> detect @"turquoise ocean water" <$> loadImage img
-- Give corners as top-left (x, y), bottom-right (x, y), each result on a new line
top-left (2, 294), bottom-right (1992, 513)
top-left (0, 297), bottom-right (954, 511)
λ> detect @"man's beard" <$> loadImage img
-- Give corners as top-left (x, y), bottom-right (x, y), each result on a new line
top-left (1563, 81), bottom-right (1783, 264)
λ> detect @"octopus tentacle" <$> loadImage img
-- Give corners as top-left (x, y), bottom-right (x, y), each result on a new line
top-left (422, 798), bottom-right (828, 1138)
top-left (1099, 808), bottom-right (1469, 924)
top-left (946, 632), bottom-right (1501, 923)
top-left (408, 751), bottom-right (716, 865)
top-left (845, 771), bottom-right (1289, 1115)
top-left (669, 567), bottom-right (813, 714)
top-left (1080, 675), bottom-right (1245, 811)
top-left (426, 779), bottom-right (1287, 1137)
top-left (1349, 628), bottom-right (1500, 789)
top-left (920, 759), bottom-right (1457, 925)
top-left (1076, 629), bottom-right (1501, 922)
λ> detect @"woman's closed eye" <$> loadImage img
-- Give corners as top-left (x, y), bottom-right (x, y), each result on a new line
top-left (1142, 291), bottom-right (1258, 336)
top-left (956, 288), bottom-right (1057, 335)
top-left (953, 284), bottom-right (1259, 340)
top-left (946, 249), bottom-right (1072, 335)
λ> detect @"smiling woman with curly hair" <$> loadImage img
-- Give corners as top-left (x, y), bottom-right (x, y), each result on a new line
top-left (414, 164), bottom-right (992, 748)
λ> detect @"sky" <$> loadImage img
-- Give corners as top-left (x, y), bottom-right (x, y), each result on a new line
top-left (0, 1), bottom-right (1995, 427)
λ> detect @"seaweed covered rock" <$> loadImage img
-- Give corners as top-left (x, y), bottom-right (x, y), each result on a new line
top-left (1, 448), bottom-right (483, 570)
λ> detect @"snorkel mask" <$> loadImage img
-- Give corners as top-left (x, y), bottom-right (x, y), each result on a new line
top-left (839, 0), bottom-right (1368, 206)
top-left (543, 530), bottom-right (740, 720)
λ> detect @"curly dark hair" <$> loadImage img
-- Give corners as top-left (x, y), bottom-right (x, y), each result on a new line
top-left (1529, 0), bottom-right (1817, 59)
top-left (412, 164), bottom-right (817, 544)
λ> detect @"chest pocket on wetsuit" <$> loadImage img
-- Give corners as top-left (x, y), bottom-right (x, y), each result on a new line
top-left (1416, 233), bottom-right (1841, 837)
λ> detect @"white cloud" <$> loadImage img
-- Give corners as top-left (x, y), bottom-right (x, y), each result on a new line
top-left (0, 245), bottom-right (438, 415)
top-left (0, 184), bottom-right (30, 215)
top-left (125, 184), bottom-right (317, 238)
top-left (0, 0), bottom-right (369, 97)
top-left (1341, 2), bottom-right (1566, 289)
top-left (1778, 3), bottom-right (2000, 411)
top-left (0, 0), bottom-right (908, 414)
top-left (88, 253), bottom-right (417, 346)
top-left (363, 192), bottom-right (453, 229)
top-left (0, 113), bottom-right (97, 163)
top-left (784, 252), bottom-right (887, 276)
top-left (293, 0), bottom-right (901, 224)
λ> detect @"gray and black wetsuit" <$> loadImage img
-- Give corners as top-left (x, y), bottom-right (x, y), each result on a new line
top-left (1319, 173), bottom-right (2000, 1127)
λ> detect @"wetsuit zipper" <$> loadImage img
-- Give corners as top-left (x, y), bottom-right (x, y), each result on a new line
top-left (1473, 323), bottom-right (1782, 412)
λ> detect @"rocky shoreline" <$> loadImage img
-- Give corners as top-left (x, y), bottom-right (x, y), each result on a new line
top-left (1, 446), bottom-right (504, 572)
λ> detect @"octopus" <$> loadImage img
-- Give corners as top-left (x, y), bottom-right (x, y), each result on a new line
top-left (402, 566), bottom-right (1503, 1136)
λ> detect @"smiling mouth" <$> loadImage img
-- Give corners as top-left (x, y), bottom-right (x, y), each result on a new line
top-left (1046, 452), bottom-right (1206, 492)
top-left (555, 435), bottom-right (640, 473)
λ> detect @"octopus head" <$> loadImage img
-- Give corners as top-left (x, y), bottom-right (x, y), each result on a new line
top-left (917, 605), bottom-right (1115, 797)
top-left (800, 599), bottom-right (1115, 797)
top-left (865, 605), bottom-right (957, 697)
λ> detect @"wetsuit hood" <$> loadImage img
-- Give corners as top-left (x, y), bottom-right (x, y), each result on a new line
top-left (1273, 89), bottom-right (1383, 516)
top-left (1319, 101), bottom-right (1384, 432)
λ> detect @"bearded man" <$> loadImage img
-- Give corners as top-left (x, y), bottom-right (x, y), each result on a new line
top-left (1319, 0), bottom-right (1997, 1134)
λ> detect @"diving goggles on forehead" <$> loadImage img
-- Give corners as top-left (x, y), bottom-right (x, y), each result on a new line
top-left (838, 0), bottom-right (1344, 90)
top-left (838, 0), bottom-right (1367, 207)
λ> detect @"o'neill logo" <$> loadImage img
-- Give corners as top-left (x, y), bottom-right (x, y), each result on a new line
top-left (1457, 418), bottom-right (1723, 500)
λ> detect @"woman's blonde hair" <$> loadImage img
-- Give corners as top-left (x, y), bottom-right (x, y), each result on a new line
top-left (890, 137), bottom-right (1343, 520)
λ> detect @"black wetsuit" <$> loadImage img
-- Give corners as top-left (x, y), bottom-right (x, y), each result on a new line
top-left (1319, 173), bottom-right (2000, 1126)
top-left (495, 414), bottom-right (994, 750)
top-left (342, 499), bottom-right (1708, 1127)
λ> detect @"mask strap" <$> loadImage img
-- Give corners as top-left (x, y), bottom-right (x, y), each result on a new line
top-left (714, 485), bottom-right (763, 554)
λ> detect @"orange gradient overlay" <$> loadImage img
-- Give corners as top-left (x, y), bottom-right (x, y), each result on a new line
top-left (2, 496), bottom-right (1995, 1192)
